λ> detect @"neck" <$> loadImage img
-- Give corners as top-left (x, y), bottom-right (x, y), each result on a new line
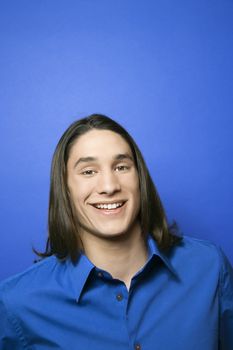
top-left (80, 223), bottom-right (148, 290)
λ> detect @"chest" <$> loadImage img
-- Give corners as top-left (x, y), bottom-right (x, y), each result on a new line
top-left (19, 270), bottom-right (219, 350)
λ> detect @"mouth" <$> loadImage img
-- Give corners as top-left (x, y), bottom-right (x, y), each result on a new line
top-left (91, 201), bottom-right (126, 211)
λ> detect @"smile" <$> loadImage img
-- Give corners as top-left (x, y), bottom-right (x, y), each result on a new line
top-left (92, 202), bottom-right (125, 210)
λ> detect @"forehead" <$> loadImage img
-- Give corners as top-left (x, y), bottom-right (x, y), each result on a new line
top-left (68, 129), bottom-right (133, 159)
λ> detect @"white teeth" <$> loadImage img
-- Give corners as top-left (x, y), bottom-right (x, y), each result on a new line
top-left (95, 202), bottom-right (123, 210)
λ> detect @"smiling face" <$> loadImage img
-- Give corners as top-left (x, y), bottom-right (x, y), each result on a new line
top-left (67, 129), bottom-right (141, 242)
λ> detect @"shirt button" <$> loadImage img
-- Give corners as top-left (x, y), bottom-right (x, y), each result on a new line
top-left (134, 344), bottom-right (141, 350)
top-left (97, 272), bottom-right (103, 278)
top-left (116, 293), bottom-right (123, 301)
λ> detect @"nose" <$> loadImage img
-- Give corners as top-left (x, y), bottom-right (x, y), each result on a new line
top-left (97, 170), bottom-right (121, 195)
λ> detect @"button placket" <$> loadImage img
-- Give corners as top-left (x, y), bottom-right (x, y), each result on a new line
top-left (116, 293), bottom-right (123, 301)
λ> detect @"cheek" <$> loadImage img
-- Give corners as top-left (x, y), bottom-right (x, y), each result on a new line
top-left (128, 177), bottom-right (140, 203)
top-left (134, 181), bottom-right (141, 207)
top-left (71, 181), bottom-right (94, 207)
top-left (131, 173), bottom-right (140, 193)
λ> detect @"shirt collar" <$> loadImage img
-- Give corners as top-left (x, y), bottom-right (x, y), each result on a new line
top-left (66, 253), bottom-right (95, 303)
top-left (68, 234), bottom-right (178, 302)
top-left (147, 234), bottom-right (178, 278)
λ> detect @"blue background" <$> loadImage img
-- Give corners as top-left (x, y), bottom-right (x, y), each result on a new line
top-left (1, 0), bottom-right (233, 281)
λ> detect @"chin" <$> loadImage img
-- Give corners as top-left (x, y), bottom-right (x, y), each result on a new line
top-left (81, 224), bottom-right (129, 241)
top-left (94, 229), bottom-right (128, 240)
top-left (80, 218), bottom-right (140, 241)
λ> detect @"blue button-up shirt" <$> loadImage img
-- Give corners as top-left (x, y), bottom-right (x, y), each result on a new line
top-left (0, 235), bottom-right (233, 350)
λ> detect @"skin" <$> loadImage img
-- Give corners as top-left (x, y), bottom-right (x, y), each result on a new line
top-left (67, 129), bottom-right (148, 289)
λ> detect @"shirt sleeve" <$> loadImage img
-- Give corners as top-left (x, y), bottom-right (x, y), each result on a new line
top-left (218, 248), bottom-right (233, 350)
top-left (0, 289), bottom-right (25, 350)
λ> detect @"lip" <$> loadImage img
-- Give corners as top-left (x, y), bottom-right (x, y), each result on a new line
top-left (90, 201), bottom-right (127, 216)
top-left (90, 200), bottom-right (126, 206)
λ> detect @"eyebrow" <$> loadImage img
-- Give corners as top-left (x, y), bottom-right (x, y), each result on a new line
top-left (115, 153), bottom-right (133, 162)
top-left (73, 153), bottom-right (134, 169)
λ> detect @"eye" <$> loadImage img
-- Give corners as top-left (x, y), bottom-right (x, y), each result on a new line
top-left (81, 169), bottom-right (96, 176)
top-left (115, 165), bottom-right (130, 172)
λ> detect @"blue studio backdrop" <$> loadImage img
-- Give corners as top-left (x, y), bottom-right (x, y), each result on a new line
top-left (0, 0), bottom-right (233, 281)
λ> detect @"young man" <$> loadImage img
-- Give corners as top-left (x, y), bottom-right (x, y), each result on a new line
top-left (0, 114), bottom-right (232, 350)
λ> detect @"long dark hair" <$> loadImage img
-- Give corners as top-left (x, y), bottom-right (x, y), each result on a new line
top-left (36, 114), bottom-right (181, 261)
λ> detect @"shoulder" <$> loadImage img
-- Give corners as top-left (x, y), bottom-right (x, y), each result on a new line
top-left (0, 256), bottom-right (59, 307)
top-left (175, 234), bottom-right (223, 260)
top-left (0, 256), bottom-right (70, 348)
top-left (169, 235), bottom-right (232, 280)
